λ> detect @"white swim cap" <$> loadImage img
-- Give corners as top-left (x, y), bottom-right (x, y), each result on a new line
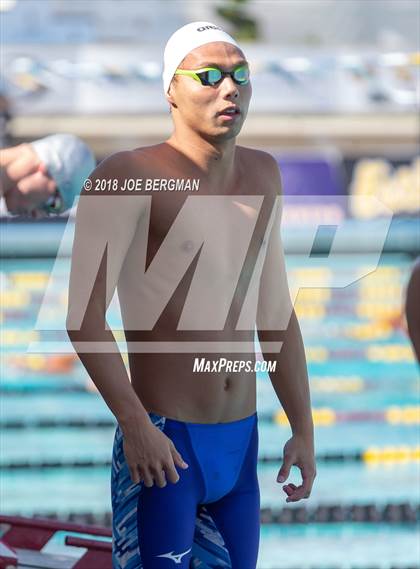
top-left (30, 134), bottom-right (96, 212)
top-left (162, 21), bottom-right (240, 94)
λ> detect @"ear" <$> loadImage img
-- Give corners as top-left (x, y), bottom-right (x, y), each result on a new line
top-left (166, 83), bottom-right (178, 109)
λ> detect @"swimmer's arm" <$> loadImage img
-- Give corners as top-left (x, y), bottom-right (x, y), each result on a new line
top-left (66, 154), bottom-right (151, 429)
top-left (256, 156), bottom-right (314, 439)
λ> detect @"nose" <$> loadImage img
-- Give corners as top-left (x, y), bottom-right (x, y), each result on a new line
top-left (219, 74), bottom-right (239, 98)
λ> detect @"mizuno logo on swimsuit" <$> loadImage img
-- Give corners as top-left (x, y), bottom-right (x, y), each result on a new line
top-left (156, 547), bottom-right (192, 563)
top-left (197, 25), bottom-right (221, 32)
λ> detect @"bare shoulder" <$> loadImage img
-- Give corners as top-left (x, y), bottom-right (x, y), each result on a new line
top-left (81, 148), bottom-right (156, 197)
top-left (81, 150), bottom-right (131, 191)
top-left (91, 148), bottom-right (152, 174)
top-left (237, 146), bottom-right (282, 196)
top-left (77, 149), bottom-right (149, 221)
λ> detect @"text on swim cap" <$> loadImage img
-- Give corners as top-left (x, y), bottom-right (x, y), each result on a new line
top-left (197, 25), bottom-right (222, 32)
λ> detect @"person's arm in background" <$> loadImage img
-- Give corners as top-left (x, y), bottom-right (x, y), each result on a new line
top-left (1, 143), bottom-right (46, 194)
top-left (1, 135), bottom-right (95, 217)
top-left (0, 142), bottom-right (55, 213)
top-left (66, 153), bottom-right (188, 487)
top-left (256, 155), bottom-right (316, 503)
top-left (405, 257), bottom-right (420, 363)
top-left (1, 144), bottom-right (21, 196)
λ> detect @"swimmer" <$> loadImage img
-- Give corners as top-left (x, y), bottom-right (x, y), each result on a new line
top-left (0, 134), bottom-right (95, 217)
top-left (67, 21), bottom-right (315, 569)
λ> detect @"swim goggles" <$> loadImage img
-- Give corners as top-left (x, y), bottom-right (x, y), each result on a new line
top-left (174, 64), bottom-right (250, 86)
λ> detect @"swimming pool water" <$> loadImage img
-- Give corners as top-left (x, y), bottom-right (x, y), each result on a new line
top-left (1, 253), bottom-right (419, 568)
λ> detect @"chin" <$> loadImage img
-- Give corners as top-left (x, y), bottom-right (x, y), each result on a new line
top-left (214, 122), bottom-right (243, 138)
top-left (207, 131), bottom-right (235, 143)
top-left (221, 125), bottom-right (242, 139)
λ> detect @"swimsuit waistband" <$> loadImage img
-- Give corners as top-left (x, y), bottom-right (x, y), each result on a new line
top-left (148, 410), bottom-right (258, 429)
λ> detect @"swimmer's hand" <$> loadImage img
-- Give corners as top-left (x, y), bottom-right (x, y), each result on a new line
top-left (122, 420), bottom-right (189, 488)
top-left (276, 434), bottom-right (316, 502)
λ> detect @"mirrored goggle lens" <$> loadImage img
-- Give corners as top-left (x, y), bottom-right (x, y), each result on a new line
top-left (205, 69), bottom-right (223, 84)
top-left (233, 65), bottom-right (249, 84)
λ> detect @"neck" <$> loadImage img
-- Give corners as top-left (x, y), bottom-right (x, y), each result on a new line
top-left (166, 123), bottom-right (237, 187)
